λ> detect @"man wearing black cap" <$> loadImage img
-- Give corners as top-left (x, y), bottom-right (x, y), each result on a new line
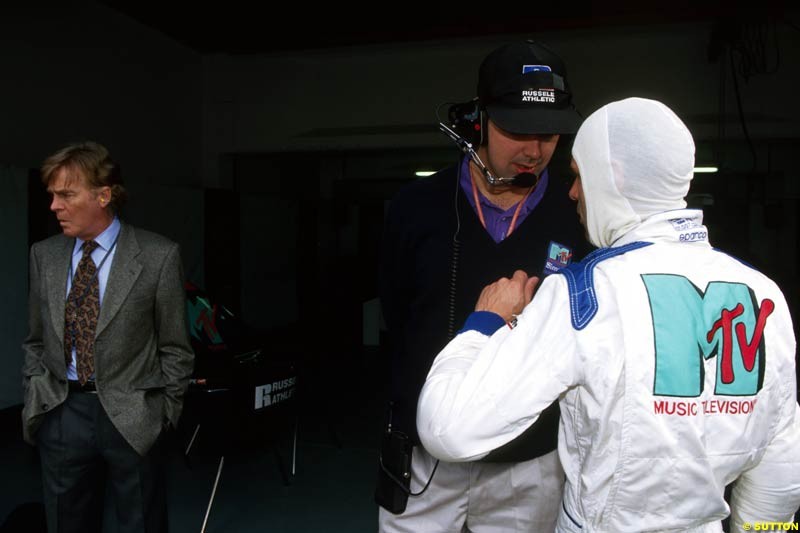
top-left (376, 40), bottom-right (591, 532)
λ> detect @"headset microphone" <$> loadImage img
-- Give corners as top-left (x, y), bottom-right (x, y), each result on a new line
top-left (438, 122), bottom-right (538, 187)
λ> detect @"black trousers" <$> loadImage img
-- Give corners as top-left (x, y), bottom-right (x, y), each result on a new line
top-left (36, 391), bottom-right (167, 533)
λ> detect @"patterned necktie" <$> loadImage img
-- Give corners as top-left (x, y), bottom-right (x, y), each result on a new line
top-left (64, 240), bottom-right (101, 385)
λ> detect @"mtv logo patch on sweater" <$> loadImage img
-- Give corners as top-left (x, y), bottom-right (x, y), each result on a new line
top-left (544, 241), bottom-right (573, 274)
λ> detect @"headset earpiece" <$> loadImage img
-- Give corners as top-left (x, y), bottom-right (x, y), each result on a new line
top-left (447, 98), bottom-right (487, 146)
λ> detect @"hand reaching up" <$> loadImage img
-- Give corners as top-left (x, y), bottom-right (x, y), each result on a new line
top-left (474, 270), bottom-right (540, 322)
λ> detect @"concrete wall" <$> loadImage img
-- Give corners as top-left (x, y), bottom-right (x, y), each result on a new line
top-left (3, 7), bottom-right (798, 406)
top-left (202, 19), bottom-right (800, 342)
top-left (201, 21), bottom-right (800, 176)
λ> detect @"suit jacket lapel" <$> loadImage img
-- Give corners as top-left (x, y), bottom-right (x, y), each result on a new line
top-left (47, 237), bottom-right (74, 342)
top-left (96, 223), bottom-right (142, 337)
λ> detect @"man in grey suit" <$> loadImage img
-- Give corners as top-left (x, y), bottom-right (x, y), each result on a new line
top-left (21, 141), bottom-right (195, 533)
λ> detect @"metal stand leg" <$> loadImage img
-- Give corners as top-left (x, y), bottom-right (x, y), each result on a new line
top-left (272, 415), bottom-right (299, 485)
top-left (183, 424), bottom-right (202, 469)
top-left (186, 424), bottom-right (201, 456)
top-left (200, 456), bottom-right (225, 533)
top-left (291, 415), bottom-right (298, 476)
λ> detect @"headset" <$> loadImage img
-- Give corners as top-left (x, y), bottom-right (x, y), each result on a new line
top-left (438, 99), bottom-right (538, 188)
top-left (446, 98), bottom-right (487, 146)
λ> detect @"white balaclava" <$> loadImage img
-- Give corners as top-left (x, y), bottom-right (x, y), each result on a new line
top-left (571, 97), bottom-right (696, 248)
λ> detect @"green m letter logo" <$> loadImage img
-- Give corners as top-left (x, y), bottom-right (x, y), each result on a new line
top-left (641, 275), bottom-right (774, 397)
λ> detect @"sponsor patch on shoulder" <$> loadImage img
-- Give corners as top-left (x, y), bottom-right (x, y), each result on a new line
top-left (544, 241), bottom-right (573, 274)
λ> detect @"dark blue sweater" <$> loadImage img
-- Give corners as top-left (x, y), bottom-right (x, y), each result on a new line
top-left (380, 161), bottom-right (591, 458)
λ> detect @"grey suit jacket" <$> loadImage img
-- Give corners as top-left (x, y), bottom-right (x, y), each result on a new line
top-left (21, 223), bottom-right (195, 455)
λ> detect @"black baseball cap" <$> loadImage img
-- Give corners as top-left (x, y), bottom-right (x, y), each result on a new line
top-left (478, 39), bottom-right (580, 135)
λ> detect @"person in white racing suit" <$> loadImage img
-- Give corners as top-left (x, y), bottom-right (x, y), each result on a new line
top-left (417, 97), bottom-right (800, 532)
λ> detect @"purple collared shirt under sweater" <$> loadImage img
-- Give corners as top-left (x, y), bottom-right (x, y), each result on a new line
top-left (459, 156), bottom-right (549, 243)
